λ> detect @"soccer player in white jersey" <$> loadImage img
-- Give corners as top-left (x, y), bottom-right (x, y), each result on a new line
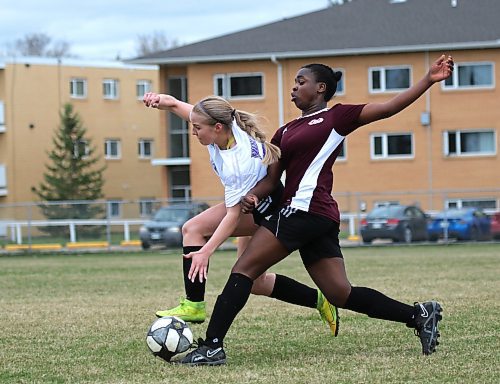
top-left (176, 55), bottom-right (454, 365)
top-left (143, 93), bottom-right (339, 336)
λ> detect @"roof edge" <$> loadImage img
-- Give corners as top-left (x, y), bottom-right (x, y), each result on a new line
top-left (127, 40), bottom-right (500, 65)
top-left (0, 56), bottom-right (158, 70)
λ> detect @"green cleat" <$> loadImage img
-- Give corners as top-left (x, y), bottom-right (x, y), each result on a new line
top-left (155, 298), bottom-right (206, 324)
top-left (317, 290), bottom-right (339, 337)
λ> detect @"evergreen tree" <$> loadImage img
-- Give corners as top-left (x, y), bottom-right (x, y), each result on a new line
top-left (32, 103), bottom-right (106, 237)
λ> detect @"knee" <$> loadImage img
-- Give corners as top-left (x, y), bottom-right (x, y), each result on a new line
top-left (332, 282), bottom-right (352, 308)
top-left (181, 220), bottom-right (191, 237)
top-left (231, 261), bottom-right (257, 281)
top-left (231, 264), bottom-right (251, 278)
top-left (323, 281), bottom-right (352, 308)
top-left (250, 273), bottom-right (271, 296)
top-left (182, 218), bottom-right (201, 238)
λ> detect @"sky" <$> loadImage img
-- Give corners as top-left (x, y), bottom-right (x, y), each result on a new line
top-left (0, 0), bottom-right (331, 61)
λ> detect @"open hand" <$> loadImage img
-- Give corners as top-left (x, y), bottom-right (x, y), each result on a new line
top-left (184, 249), bottom-right (210, 283)
top-left (428, 55), bottom-right (454, 83)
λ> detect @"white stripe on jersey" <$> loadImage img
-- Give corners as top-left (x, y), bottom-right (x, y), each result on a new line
top-left (256, 195), bottom-right (272, 213)
top-left (280, 205), bottom-right (297, 217)
top-left (290, 128), bottom-right (344, 212)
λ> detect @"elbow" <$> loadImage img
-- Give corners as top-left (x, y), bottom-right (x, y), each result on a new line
top-left (379, 106), bottom-right (396, 120)
top-left (380, 111), bottom-right (393, 120)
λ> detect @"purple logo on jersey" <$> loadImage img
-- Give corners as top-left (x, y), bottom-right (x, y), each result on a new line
top-left (249, 137), bottom-right (262, 159)
top-left (210, 160), bottom-right (219, 175)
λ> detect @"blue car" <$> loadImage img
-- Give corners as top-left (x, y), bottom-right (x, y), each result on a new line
top-left (427, 208), bottom-right (491, 241)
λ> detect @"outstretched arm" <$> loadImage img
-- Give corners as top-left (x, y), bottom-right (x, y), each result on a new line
top-left (358, 55), bottom-right (454, 126)
top-left (143, 92), bottom-right (193, 121)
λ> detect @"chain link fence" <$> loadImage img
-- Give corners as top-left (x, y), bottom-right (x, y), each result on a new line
top-left (1, 188), bottom-right (499, 250)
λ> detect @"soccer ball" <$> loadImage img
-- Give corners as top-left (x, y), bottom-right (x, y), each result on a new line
top-left (146, 316), bottom-right (193, 362)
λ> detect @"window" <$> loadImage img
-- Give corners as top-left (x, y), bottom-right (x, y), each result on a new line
top-left (408, 206), bottom-right (426, 219)
top-left (334, 68), bottom-right (345, 96)
top-left (374, 201), bottom-right (400, 208)
top-left (139, 199), bottom-right (155, 217)
top-left (0, 101), bottom-right (5, 132)
top-left (107, 200), bottom-right (122, 218)
top-left (136, 80), bottom-right (152, 99)
top-left (168, 166), bottom-right (191, 200)
top-left (103, 79), bottom-right (119, 99)
top-left (371, 133), bottom-right (413, 159)
top-left (73, 140), bottom-right (89, 158)
top-left (369, 66), bottom-right (411, 93)
top-left (104, 139), bottom-right (121, 159)
top-left (168, 77), bottom-right (190, 158)
top-left (0, 164), bottom-right (7, 195)
top-left (70, 78), bottom-right (87, 98)
top-left (443, 62), bottom-right (494, 90)
top-left (444, 130), bottom-right (496, 156)
top-left (138, 139), bottom-right (153, 158)
top-left (214, 73), bottom-right (264, 99)
top-left (337, 140), bottom-right (346, 161)
top-left (446, 199), bottom-right (497, 211)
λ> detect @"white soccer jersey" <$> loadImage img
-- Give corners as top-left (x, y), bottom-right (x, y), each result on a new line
top-left (207, 120), bottom-right (267, 207)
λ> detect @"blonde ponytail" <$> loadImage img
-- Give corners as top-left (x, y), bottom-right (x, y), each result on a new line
top-left (193, 96), bottom-right (281, 165)
top-left (233, 111), bottom-right (281, 165)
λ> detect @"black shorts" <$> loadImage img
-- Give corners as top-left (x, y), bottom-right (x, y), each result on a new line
top-left (251, 182), bottom-right (284, 226)
top-left (260, 206), bottom-right (343, 267)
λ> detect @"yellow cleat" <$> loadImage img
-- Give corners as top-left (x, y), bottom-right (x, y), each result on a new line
top-left (317, 290), bottom-right (339, 337)
top-left (155, 298), bottom-right (206, 324)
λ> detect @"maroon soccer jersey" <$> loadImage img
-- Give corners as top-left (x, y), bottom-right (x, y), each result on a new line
top-left (271, 103), bottom-right (365, 222)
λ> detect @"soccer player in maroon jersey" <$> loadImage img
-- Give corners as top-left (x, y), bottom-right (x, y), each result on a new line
top-left (143, 94), bottom-right (339, 337)
top-left (177, 55), bottom-right (454, 365)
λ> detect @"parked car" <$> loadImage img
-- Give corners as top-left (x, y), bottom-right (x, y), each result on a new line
top-left (491, 212), bottom-right (500, 240)
top-left (427, 208), bottom-right (491, 241)
top-left (360, 204), bottom-right (429, 244)
top-left (139, 202), bottom-right (209, 250)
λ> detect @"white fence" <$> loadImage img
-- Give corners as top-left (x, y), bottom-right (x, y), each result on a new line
top-left (0, 219), bottom-right (146, 244)
top-left (0, 198), bottom-right (221, 246)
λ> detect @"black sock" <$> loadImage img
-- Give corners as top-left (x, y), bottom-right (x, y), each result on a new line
top-left (205, 273), bottom-right (253, 347)
top-left (344, 286), bottom-right (415, 326)
top-left (182, 246), bottom-right (206, 302)
top-left (270, 274), bottom-right (317, 309)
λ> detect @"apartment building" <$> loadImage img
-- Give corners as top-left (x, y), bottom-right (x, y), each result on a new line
top-left (0, 57), bottom-right (164, 218)
top-left (130, 0), bottom-right (500, 213)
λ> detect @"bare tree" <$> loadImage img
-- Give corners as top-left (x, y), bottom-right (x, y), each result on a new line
top-left (135, 30), bottom-right (178, 56)
top-left (11, 33), bottom-right (73, 58)
top-left (46, 40), bottom-right (72, 58)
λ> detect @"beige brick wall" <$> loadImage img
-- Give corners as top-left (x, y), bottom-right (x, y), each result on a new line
top-left (0, 59), bottom-right (163, 210)
top-left (158, 50), bottom-right (500, 211)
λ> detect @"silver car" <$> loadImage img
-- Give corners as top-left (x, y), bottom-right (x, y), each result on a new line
top-left (139, 202), bottom-right (209, 250)
top-left (360, 204), bottom-right (429, 244)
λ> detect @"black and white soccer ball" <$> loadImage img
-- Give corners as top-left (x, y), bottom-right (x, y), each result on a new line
top-left (146, 316), bottom-right (193, 362)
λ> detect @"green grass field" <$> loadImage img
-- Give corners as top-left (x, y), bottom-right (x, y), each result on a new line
top-left (1, 244), bottom-right (499, 384)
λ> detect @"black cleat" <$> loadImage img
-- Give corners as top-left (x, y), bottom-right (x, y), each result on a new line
top-left (174, 338), bottom-right (226, 366)
top-left (414, 301), bottom-right (442, 355)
